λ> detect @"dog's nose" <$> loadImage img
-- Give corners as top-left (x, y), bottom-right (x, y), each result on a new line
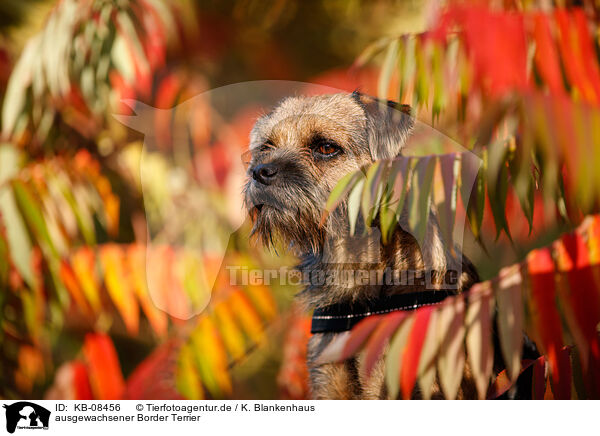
top-left (252, 163), bottom-right (278, 185)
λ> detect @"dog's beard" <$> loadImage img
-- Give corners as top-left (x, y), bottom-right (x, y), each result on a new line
top-left (244, 181), bottom-right (329, 255)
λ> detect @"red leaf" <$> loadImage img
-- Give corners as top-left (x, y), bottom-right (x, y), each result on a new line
top-left (532, 13), bottom-right (565, 95)
top-left (555, 9), bottom-right (598, 103)
top-left (400, 306), bottom-right (433, 399)
top-left (459, 7), bottom-right (528, 96)
top-left (532, 355), bottom-right (547, 400)
top-left (71, 361), bottom-right (94, 400)
top-left (487, 358), bottom-right (537, 399)
top-left (83, 333), bottom-right (125, 400)
top-left (573, 10), bottom-right (600, 102)
top-left (340, 314), bottom-right (384, 361)
top-left (554, 233), bottom-right (600, 373)
top-left (363, 311), bottom-right (408, 377)
top-left (549, 346), bottom-right (572, 400)
top-left (154, 74), bottom-right (181, 149)
top-left (527, 248), bottom-right (569, 399)
top-left (125, 340), bottom-right (183, 400)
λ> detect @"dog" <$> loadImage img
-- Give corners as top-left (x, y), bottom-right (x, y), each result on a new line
top-left (243, 92), bottom-right (534, 399)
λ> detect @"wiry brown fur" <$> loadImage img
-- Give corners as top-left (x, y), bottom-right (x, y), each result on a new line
top-left (244, 92), bottom-right (480, 399)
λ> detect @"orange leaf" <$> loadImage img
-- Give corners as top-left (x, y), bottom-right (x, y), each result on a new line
top-left (146, 245), bottom-right (190, 321)
top-left (126, 244), bottom-right (168, 337)
top-left (71, 247), bottom-right (101, 313)
top-left (59, 260), bottom-right (93, 317)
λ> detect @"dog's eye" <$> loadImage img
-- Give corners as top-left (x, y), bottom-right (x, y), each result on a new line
top-left (313, 141), bottom-right (341, 158)
top-left (259, 140), bottom-right (275, 152)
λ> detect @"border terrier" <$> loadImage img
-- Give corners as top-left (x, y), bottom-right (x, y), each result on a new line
top-left (244, 92), bottom-right (535, 399)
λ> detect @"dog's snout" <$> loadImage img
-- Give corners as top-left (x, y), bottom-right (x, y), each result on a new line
top-left (252, 163), bottom-right (278, 185)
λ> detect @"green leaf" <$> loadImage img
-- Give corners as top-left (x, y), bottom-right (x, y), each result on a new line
top-left (460, 152), bottom-right (485, 241)
top-left (0, 145), bottom-right (33, 287)
top-left (323, 170), bottom-right (362, 224)
top-left (486, 142), bottom-right (512, 241)
top-left (437, 154), bottom-right (459, 249)
top-left (378, 39), bottom-right (399, 100)
top-left (348, 179), bottom-right (364, 236)
top-left (400, 36), bottom-right (416, 102)
top-left (414, 37), bottom-right (429, 108)
top-left (0, 217), bottom-right (9, 287)
top-left (53, 170), bottom-right (96, 245)
top-left (381, 157), bottom-right (411, 244)
top-left (431, 42), bottom-right (445, 124)
top-left (408, 156), bottom-right (436, 245)
top-left (361, 161), bottom-right (384, 228)
top-left (355, 37), bottom-right (393, 68)
top-left (12, 179), bottom-right (58, 259)
top-left (507, 126), bottom-right (535, 234)
top-left (2, 36), bottom-right (39, 137)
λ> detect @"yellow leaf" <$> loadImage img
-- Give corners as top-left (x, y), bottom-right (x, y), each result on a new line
top-left (99, 244), bottom-right (139, 334)
top-left (465, 283), bottom-right (494, 399)
top-left (176, 344), bottom-right (204, 400)
top-left (213, 302), bottom-right (246, 361)
top-left (230, 288), bottom-right (265, 344)
top-left (245, 283), bottom-right (277, 321)
top-left (71, 247), bottom-right (101, 313)
top-left (495, 265), bottom-right (524, 382)
top-left (416, 309), bottom-right (439, 400)
top-left (437, 296), bottom-right (465, 399)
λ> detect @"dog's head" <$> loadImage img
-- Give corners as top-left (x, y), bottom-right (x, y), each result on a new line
top-left (243, 92), bottom-right (413, 254)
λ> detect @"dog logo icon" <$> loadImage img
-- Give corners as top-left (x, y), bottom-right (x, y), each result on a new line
top-left (3, 402), bottom-right (50, 433)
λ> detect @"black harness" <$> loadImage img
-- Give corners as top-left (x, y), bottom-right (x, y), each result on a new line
top-left (310, 290), bottom-right (454, 334)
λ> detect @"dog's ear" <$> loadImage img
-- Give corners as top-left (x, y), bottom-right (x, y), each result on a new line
top-left (352, 91), bottom-right (414, 160)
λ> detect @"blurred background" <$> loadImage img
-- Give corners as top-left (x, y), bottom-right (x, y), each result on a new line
top-left (0, 0), bottom-right (576, 400)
